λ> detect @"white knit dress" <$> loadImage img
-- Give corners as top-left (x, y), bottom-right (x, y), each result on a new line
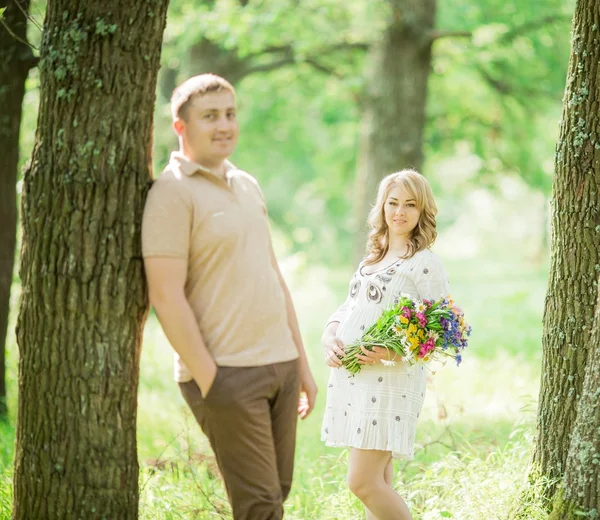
top-left (321, 249), bottom-right (450, 459)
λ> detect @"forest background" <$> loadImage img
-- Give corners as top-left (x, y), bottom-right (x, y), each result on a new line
top-left (0, 0), bottom-right (582, 518)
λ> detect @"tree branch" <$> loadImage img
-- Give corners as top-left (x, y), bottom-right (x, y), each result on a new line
top-left (239, 40), bottom-right (368, 79)
top-left (321, 41), bottom-right (370, 53)
top-left (476, 64), bottom-right (512, 95)
top-left (244, 44), bottom-right (293, 61)
top-left (429, 14), bottom-right (570, 46)
top-left (244, 41), bottom-right (368, 62)
top-left (499, 14), bottom-right (572, 43)
top-left (430, 29), bottom-right (472, 42)
top-left (0, 14), bottom-right (37, 51)
top-left (303, 58), bottom-right (345, 79)
top-left (240, 57), bottom-right (297, 77)
top-left (475, 63), bottom-right (557, 101)
top-left (11, 0), bottom-right (43, 32)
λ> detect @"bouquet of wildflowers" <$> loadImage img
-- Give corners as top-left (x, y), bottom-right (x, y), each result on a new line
top-left (342, 294), bottom-right (471, 374)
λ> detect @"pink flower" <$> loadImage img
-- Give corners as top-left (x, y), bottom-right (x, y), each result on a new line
top-left (402, 307), bottom-right (412, 320)
top-left (424, 339), bottom-right (435, 353)
top-left (418, 338), bottom-right (435, 358)
top-left (416, 312), bottom-right (427, 327)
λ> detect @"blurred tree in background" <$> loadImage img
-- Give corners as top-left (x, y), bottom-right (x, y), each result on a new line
top-left (0, 0), bottom-right (36, 420)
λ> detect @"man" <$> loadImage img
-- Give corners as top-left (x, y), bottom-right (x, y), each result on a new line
top-left (142, 74), bottom-right (318, 519)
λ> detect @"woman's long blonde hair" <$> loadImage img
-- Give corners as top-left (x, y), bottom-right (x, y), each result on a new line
top-left (363, 169), bottom-right (438, 265)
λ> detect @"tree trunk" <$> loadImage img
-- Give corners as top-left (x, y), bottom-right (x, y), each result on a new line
top-left (532, 0), bottom-right (600, 496)
top-left (159, 40), bottom-right (243, 102)
top-left (13, 1), bottom-right (169, 518)
top-left (549, 289), bottom-right (600, 518)
top-left (352, 0), bottom-right (436, 261)
top-left (189, 38), bottom-right (246, 83)
top-left (0, 0), bottom-right (35, 420)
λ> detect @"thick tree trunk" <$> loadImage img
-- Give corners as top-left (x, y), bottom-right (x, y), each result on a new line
top-left (13, 1), bottom-right (169, 518)
top-left (532, 0), bottom-right (600, 495)
top-left (0, 0), bottom-right (35, 419)
top-left (549, 289), bottom-right (600, 518)
top-left (352, 0), bottom-right (436, 261)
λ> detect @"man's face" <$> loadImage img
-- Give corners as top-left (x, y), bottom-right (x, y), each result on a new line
top-left (174, 91), bottom-right (239, 166)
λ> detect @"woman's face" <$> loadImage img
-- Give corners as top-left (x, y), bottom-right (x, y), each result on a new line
top-left (383, 185), bottom-right (421, 239)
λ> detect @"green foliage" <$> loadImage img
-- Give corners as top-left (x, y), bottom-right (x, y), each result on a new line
top-left (16, 0), bottom-right (573, 260)
top-left (3, 0), bottom-right (580, 516)
top-left (429, 0), bottom-right (573, 194)
top-left (163, 0), bottom-right (377, 57)
top-left (147, 0), bottom-right (573, 260)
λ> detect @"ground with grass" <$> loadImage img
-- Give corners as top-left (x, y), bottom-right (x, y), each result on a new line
top-left (0, 247), bottom-right (550, 519)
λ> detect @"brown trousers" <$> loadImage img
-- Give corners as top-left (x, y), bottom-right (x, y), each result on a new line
top-left (179, 359), bottom-right (299, 520)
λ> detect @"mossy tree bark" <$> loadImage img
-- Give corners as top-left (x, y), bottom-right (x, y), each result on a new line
top-left (13, 1), bottom-right (169, 518)
top-left (549, 293), bottom-right (600, 518)
top-left (0, 0), bottom-right (36, 420)
top-left (532, 0), bottom-right (600, 507)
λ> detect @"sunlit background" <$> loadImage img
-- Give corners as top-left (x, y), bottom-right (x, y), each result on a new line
top-left (1, 0), bottom-right (576, 518)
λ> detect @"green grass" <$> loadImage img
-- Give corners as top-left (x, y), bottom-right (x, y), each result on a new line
top-left (0, 251), bottom-right (550, 519)
top-left (0, 421), bottom-right (13, 520)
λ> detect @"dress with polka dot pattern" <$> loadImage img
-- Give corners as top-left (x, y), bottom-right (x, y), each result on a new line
top-left (321, 249), bottom-right (449, 459)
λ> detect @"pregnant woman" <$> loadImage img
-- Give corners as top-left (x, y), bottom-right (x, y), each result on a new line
top-left (321, 169), bottom-right (450, 520)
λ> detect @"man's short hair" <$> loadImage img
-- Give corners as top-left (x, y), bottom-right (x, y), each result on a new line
top-left (171, 74), bottom-right (236, 121)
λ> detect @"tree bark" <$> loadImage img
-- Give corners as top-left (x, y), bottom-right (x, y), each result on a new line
top-left (352, 0), bottom-right (436, 261)
top-left (13, 1), bottom-right (169, 518)
top-left (549, 289), bottom-right (600, 518)
top-left (0, 0), bottom-right (35, 420)
top-left (532, 0), bottom-right (600, 497)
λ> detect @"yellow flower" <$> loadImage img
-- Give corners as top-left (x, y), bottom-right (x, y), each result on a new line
top-left (408, 335), bottom-right (420, 351)
top-left (399, 316), bottom-right (409, 325)
top-left (417, 329), bottom-right (426, 340)
top-left (408, 323), bottom-right (417, 335)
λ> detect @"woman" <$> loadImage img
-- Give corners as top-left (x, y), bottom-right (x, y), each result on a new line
top-left (321, 169), bottom-right (449, 520)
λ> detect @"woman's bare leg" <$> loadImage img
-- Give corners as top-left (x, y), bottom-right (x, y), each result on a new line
top-left (365, 458), bottom-right (397, 520)
top-left (348, 448), bottom-right (412, 520)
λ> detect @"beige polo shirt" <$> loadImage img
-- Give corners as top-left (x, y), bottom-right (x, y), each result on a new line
top-left (142, 152), bottom-right (299, 382)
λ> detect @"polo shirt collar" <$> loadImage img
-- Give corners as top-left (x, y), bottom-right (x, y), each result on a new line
top-left (169, 151), bottom-right (237, 180)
